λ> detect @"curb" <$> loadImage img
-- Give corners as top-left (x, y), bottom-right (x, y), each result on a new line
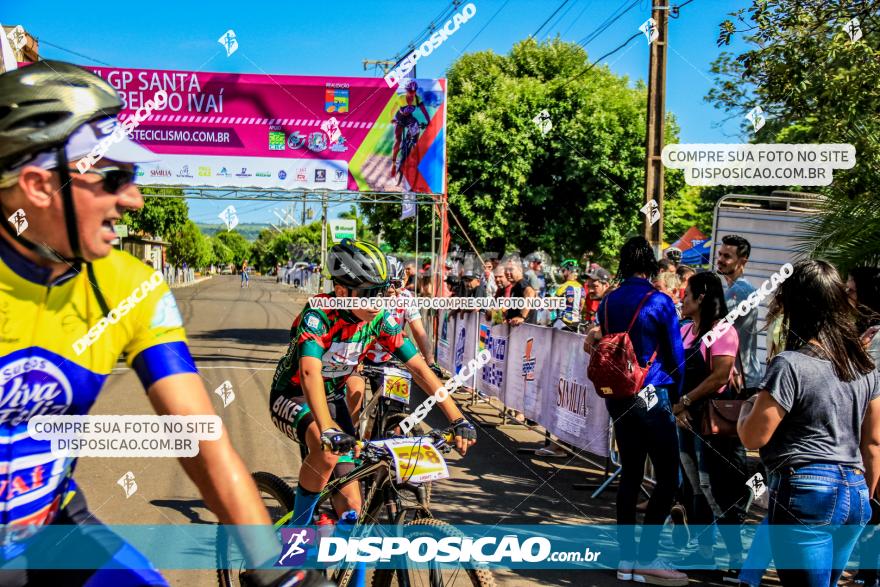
top-left (169, 276), bottom-right (213, 289)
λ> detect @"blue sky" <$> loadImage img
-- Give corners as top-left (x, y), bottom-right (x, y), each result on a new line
top-left (4, 0), bottom-right (750, 227)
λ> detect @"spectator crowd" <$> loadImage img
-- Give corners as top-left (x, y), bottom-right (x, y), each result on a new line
top-left (430, 235), bottom-right (880, 587)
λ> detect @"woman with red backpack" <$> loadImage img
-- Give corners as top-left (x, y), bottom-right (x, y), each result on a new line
top-left (586, 236), bottom-right (686, 586)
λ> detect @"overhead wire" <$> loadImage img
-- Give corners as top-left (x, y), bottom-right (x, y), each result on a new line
top-left (577, 0), bottom-right (640, 48)
top-left (545, 0), bottom-right (582, 38)
top-left (35, 39), bottom-right (114, 66)
top-left (560, 0), bottom-right (594, 38)
top-left (457, 0), bottom-right (514, 54)
top-left (531, 0), bottom-right (573, 39)
top-left (387, 0), bottom-right (463, 66)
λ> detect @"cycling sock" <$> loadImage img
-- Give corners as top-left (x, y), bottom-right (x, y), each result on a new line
top-left (290, 485), bottom-right (321, 526)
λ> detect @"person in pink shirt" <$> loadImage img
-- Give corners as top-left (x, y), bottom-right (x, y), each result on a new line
top-left (671, 271), bottom-right (749, 582)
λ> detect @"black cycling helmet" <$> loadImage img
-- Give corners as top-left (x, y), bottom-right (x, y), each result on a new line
top-left (0, 61), bottom-right (121, 170)
top-left (327, 239), bottom-right (389, 289)
top-left (0, 61), bottom-right (123, 265)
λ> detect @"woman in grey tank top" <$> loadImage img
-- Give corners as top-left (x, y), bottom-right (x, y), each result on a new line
top-left (738, 260), bottom-right (880, 586)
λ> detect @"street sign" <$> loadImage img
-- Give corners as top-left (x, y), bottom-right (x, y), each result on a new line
top-left (328, 219), bottom-right (356, 242)
top-left (114, 224), bottom-right (129, 238)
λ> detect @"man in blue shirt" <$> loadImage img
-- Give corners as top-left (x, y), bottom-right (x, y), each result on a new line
top-left (589, 237), bottom-right (686, 586)
top-left (716, 235), bottom-right (761, 388)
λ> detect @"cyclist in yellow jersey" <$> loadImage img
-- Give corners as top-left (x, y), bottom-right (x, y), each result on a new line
top-left (389, 80), bottom-right (430, 178)
top-left (553, 259), bottom-right (587, 332)
top-left (0, 61), bottom-right (326, 587)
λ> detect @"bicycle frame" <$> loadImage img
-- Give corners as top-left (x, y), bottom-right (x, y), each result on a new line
top-left (273, 449), bottom-right (430, 531)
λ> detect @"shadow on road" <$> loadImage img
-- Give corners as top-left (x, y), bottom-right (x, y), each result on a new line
top-left (151, 499), bottom-right (215, 525)
top-left (190, 328), bottom-right (290, 346)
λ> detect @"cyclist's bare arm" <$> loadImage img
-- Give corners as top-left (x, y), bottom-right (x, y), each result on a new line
top-left (147, 372), bottom-right (279, 566)
top-left (300, 356), bottom-right (334, 432)
top-left (418, 102), bottom-right (430, 123)
top-left (407, 318), bottom-right (434, 363)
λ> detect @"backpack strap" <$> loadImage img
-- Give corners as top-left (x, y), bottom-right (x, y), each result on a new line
top-left (626, 290), bottom-right (655, 333)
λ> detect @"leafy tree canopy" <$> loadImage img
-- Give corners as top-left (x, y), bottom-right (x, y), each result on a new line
top-left (709, 0), bottom-right (880, 270)
top-left (361, 38), bottom-right (688, 265)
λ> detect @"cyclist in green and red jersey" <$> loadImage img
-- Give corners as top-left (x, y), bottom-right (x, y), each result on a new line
top-left (269, 239), bottom-right (476, 529)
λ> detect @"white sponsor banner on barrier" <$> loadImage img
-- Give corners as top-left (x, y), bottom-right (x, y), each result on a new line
top-left (505, 324), bottom-right (553, 420)
top-left (436, 311), bottom-right (455, 373)
top-left (538, 329), bottom-right (609, 457)
top-left (452, 312), bottom-right (478, 389)
top-left (476, 316), bottom-right (508, 400)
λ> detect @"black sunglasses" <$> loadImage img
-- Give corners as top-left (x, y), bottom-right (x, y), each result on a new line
top-left (69, 166), bottom-right (137, 194)
top-left (348, 285), bottom-right (388, 298)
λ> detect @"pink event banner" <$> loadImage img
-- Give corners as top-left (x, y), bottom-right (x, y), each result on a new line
top-left (83, 65), bottom-right (448, 194)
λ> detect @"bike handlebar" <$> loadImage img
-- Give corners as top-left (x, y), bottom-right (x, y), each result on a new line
top-left (351, 428), bottom-right (456, 460)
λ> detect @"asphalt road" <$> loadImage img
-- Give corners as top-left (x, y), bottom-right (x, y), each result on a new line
top-left (75, 275), bottom-right (764, 587)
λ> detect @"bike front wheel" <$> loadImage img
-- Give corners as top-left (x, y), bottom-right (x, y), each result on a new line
top-left (216, 472), bottom-right (296, 586)
top-left (370, 518), bottom-right (497, 587)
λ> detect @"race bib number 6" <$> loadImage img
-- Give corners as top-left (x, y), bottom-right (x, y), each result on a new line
top-left (382, 438), bottom-right (449, 485)
top-left (382, 366), bottom-right (412, 405)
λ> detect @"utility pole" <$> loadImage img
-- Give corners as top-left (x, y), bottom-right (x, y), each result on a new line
top-left (362, 59), bottom-right (395, 76)
top-left (643, 0), bottom-right (669, 255)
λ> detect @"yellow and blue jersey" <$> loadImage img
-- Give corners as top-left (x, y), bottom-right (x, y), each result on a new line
top-left (0, 237), bottom-right (196, 534)
top-left (555, 280), bottom-right (586, 326)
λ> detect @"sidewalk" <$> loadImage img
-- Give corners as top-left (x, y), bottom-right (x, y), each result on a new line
top-left (169, 275), bottom-right (212, 289)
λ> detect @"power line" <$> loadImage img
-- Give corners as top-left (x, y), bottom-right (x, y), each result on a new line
top-left (531, 0), bottom-right (573, 39)
top-left (561, 0), bottom-right (594, 38)
top-left (546, 0), bottom-right (582, 38)
top-left (458, 0), bottom-right (513, 54)
top-left (577, 0), bottom-right (640, 47)
top-left (36, 39), bottom-right (113, 66)
top-left (562, 0), bottom-right (698, 89)
top-left (387, 0), bottom-right (463, 66)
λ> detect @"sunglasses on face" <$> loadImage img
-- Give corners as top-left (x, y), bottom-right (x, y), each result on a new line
top-left (69, 166), bottom-right (136, 194)
top-left (348, 285), bottom-right (388, 298)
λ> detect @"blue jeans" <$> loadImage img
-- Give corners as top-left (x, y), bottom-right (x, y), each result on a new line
top-left (606, 386), bottom-right (681, 563)
top-left (769, 463), bottom-right (870, 586)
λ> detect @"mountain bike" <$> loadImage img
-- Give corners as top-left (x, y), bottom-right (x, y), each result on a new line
top-left (216, 427), bottom-right (495, 587)
top-left (395, 118), bottom-right (426, 186)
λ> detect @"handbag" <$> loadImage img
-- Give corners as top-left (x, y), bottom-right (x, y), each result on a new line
top-left (701, 398), bottom-right (743, 437)
top-left (700, 345), bottom-right (745, 437)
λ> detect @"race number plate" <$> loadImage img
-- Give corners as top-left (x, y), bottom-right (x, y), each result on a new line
top-left (381, 367), bottom-right (412, 405)
top-left (382, 438), bottom-right (450, 485)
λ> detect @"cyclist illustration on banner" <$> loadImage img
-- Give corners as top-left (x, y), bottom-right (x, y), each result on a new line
top-left (390, 80), bottom-right (430, 188)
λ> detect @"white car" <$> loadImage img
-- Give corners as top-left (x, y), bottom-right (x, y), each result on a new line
top-left (283, 262), bottom-right (311, 287)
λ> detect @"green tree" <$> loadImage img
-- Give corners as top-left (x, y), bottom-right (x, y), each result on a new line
top-left (121, 188), bottom-right (189, 238)
top-left (709, 0), bottom-right (880, 270)
top-left (360, 38), bottom-right (684, 265)
top-left (663, 185), bottom-right (715, 242)
top-left (250, 223), bottom-right (322, 270)
top-left (210, 236), bottom-right (234, 267)
top-left (214, 230), bottom-right (252, 265)
top-left (168, 219), bottom-right (211, 268)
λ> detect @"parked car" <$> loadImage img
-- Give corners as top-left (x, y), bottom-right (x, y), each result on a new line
top-left (283, 262), bottom-right (310, 287)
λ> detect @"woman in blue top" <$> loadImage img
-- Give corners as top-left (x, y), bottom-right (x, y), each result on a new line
top-left (589, 237), bottom-right (686, 586)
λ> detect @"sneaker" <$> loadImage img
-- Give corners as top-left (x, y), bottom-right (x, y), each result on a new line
top-left (617, 560), bottom-right (634, 581)
top-left (535, 446), bottom-right (567, 457)
top-left (721, 569), bottom-right (741, 584)
top-left (633, 559), bottom-right (688, 586)
top-left (676, 549), bottom-right (714, 569)
top-left (669, 504), bottom-right (690, 549)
